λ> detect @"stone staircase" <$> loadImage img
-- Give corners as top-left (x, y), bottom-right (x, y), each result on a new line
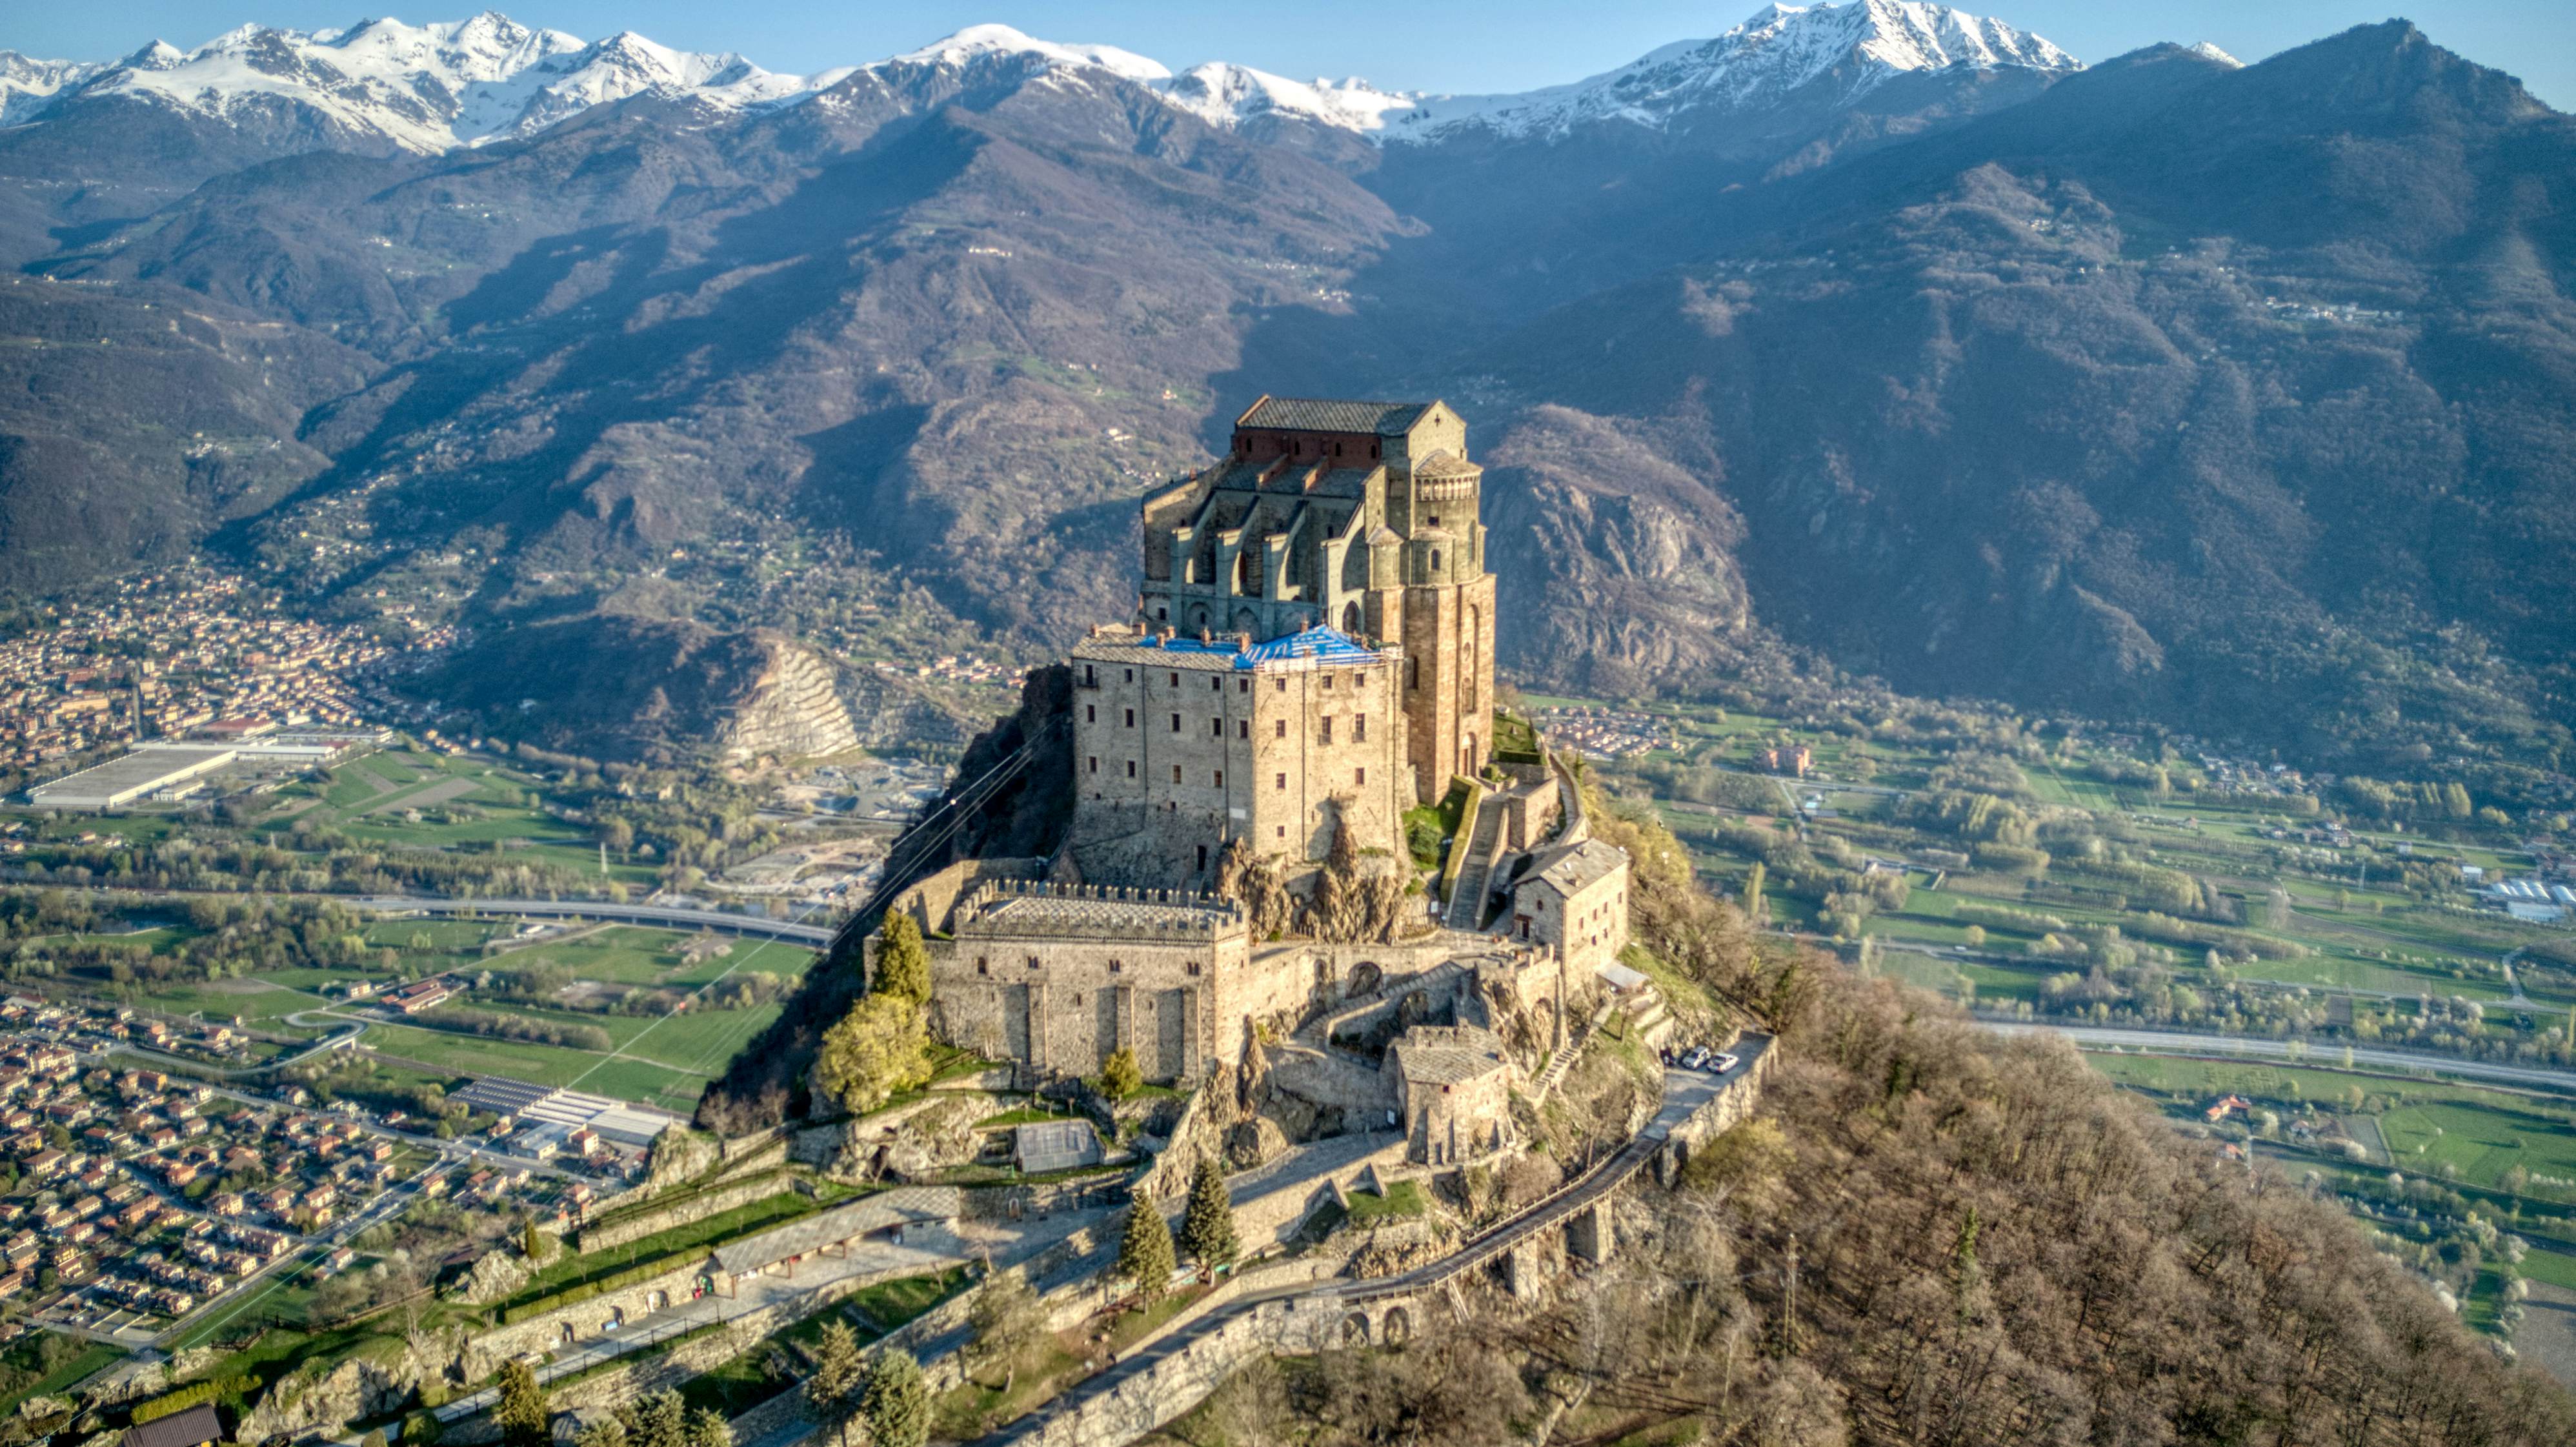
top-left (1621, 986), bottom-right (1676, 1051)
top-left (1443, 793), bottom-right (1510, 932)
top-left (1529, 999), bottom-right (1613, 1102)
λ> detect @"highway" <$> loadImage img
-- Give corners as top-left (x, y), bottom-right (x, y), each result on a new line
top-left (346, 895), bottom-right (836, 945)
top-left (1980, 1020), bottom-right (2576, 1094)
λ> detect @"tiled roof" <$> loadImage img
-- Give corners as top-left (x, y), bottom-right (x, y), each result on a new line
top-left (1522, 839), bottom-right (1627, 895)
top-left (1237, 397), bottom-right (1433, 435)
top-left (124, 1404), bottom-right (222, 1447)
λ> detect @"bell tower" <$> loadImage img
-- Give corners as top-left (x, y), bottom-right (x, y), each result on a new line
top-left (1377, 414), bottom-right (1494, 803)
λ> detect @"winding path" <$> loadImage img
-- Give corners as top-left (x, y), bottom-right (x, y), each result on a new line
top-left (985, 1042), bottom-right (1764, 1443)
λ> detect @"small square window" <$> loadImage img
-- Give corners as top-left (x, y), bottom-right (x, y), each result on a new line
top-left (1238, 678), bottom-right (1249, 693)
top-left (1123, 668), bottom-right (1133, 683)
top-left (976, 961), bottom-right (989, 976)
top-left (1211, 676), bottom-right (1222, 692)
top-left (1027, 956), bottom-right (1041, 969)
top-left (1274, 678), bottom-right (1286, 693)
top-left (1322, 674), bottom-right (1334, 690)
top-left (1187, 962), bottom-right (1202, 977)
top-left (1169, 671), bottom-right (1179, 688)
top-left (1276, 826), bottom-right (1286, 839)
top-left (1109, 960), bottom-right (1123, 973)
top-left (1274, 720), bottom-right (1287, 739)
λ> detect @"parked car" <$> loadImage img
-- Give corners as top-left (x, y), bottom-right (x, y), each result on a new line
top-left (1714, 1053), bottom-right (1739, 1074)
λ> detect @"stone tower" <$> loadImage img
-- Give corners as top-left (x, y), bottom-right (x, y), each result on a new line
top-left (1129, 396), bottom-right (1495, 805)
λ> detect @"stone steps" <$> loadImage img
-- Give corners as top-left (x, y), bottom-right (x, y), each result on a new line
top-left (1444, 793), bottom-right (1510, 932)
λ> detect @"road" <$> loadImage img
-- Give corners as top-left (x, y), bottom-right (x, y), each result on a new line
top-left (1980, 1020), bottom-right (2576, 1094)
top-left (345, 895), bottom-right (835, 946)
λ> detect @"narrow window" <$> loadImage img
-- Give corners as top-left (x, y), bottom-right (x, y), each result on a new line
top-left (1353, 714), bottom-right (1367, 742)
top-left (1275, 773), bottom-right (1287, 791)
top-left (1213, 771), bottom-right (1223, 788)
top-left (1212, 717), bottom-right (1223, 738)
top-left (1276, 826), bottom-right (1286, 840)
top-left (1170, 713), bottom-right (1181, 733)
top-left (1211, 676), bottom-right (1222, 692)
top-left (1083, 664), bottom-right (1096, 687)
top-left (1431, 549), bottom-right (1442, 571)
top-left (1274, 678), bottom-right (1286, 693)
top-left (1109, 959), bottom-right (1123, 973)
top-left (1320, 716), bottom-right (1334, 745)
top-left (1323, 674), bottom-right (1334, 691)
top-left (1274, 720), bottom-right (1287, 740)
top-left (1238, 678), bottom-right (1249, 693)
top-left (1169, 671), bottom-right (1179, 688)
top-left (977, 960), bottom-right (989, 976)
top-left (1123, 668), bottom-right (1134, 683)
top-left (1127, 760), bottom-right (1138, 778)
top-left (1196, 845), bottom-right (1208, 871)
top-left (1027, 956), bottom-right (1040, 969)
top-left (1408, 658), bottom-right (1419, 690)
top-left (1085, 703), bottom-right (1096, 723)
top-left (1356, 767), bottom-right (1367, 787)
top-left (1125, 708), bottom-right (1136, 728)
top-left (1087, 756), bottom-right (1099, 774)
top-left (1237, 720), bottom-right (1249, 740)
top-left (1171, 765), bottom-right (1182, 784)
top-left (1187, 962), bottom-right (1202, 976)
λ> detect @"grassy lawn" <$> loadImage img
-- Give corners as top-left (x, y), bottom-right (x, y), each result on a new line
top-left (0, 1335), bottom-right (126, 1415)
top-left (507, 1193), bottom-right (829, 1311)
top-left (1344, 1180), bottom-right (1428, 1226)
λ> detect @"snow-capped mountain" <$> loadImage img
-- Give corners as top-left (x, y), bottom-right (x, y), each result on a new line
top-left (0, 50), bottom-right (103, 126)
top-left (1, 2), bottom-right (2084, 154)
top-left (8, 12), bottom-right (838, 152)
top-left (1378, 0), bottom-right (2082, 141)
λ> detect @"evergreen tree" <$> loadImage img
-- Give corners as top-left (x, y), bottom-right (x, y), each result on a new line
top-left (859, 1350), bottom-right (931, 1447)
top-left (803, 1320), bottom-right (864, 1447)
top-left (1099, 1046), bottom-right (1143, 1101)
top-left (629, 1390), bottom-right (687, 1447)
top-left (815, 992), bottom-right (933, 1113)
top-left (1741, 862), bottom-right (1766, 922)
top-left (494, 1360), bottom-right (549, 1447)
top-left (685, 1406), bottom-right (730, 1447)
top-left (1116, 1200), bottom-right (1177, 1301)
top-left (523, 1218), bottom-right (543, 1260)
top-left (873, 914), bottom-right (932, 1004)
top-left (1179, 1154), bottom-right (1240, 1274)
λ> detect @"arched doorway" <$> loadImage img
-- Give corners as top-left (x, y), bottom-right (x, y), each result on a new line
top-left (1341, 601), bottom-right (1362, 635)
top-left (1342, 1313), bottom-right (1371, 1347)
top-left (1345, 961), bottom-right (1383, 998)
top-left (1382, 1307), bottom-right (1412, 1346)
top-left (1463, 735), bottom-right (1478, 774)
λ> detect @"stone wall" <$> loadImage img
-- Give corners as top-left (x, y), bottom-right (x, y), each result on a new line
top-left (576, 1166), bottom-right (798, 1253)
top-left (1263, 1043), bottom-right (1396, 1117)
top-left (470, 1255), bottom-right (716, 1368)
top-left (1067, 641), bottom-right (1409, 882)
top-left (1656, 1035), bottom-right (1783, 1187)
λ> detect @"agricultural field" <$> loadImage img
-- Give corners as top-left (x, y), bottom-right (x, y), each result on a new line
top-left (2076, 1047), bottom-right (2576, 1355)
top-left (262, 748), bottom-right (661, 887)
top-left (26, 909), bottom-right (818, 1116)
top-left (1549, 686), bottom-right (2576, 1075)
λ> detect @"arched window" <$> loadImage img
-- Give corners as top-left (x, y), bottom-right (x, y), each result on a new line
top-left (1341, 602), bottom-right (1361, 634)
top-left (1430, 549), bottom-right (1442, 574)
top-left (1236, 549), bottom-right (1258, 596)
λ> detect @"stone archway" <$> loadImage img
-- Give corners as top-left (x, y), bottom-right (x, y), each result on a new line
top-left (1342, 601), bottom-right (1362, 635)
top-left (1342, 1313), bottom-right (1372, 1347)
top-left (560, 1323), bottom-right (576, 1346)
top-left (1345, 961), bottom-right (1383, 999)
top-left (1381, 1306), bottom-right (1412, 1346)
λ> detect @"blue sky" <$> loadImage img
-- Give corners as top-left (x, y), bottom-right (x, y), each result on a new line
top-left (13, 1), bottom-right (2572, 110)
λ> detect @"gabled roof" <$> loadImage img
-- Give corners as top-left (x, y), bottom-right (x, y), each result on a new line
top-left (1236, 396), bottom-right (1433, 435)
top-left (123, 1404), bottom-right (221, 1447)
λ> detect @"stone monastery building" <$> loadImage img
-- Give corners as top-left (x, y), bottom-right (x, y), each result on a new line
top-left (884, 398), bottom-right (1640, 1168)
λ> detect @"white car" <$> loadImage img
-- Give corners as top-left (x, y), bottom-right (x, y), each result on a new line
top-left (1713, 1053), bottom-right (1740, 1074)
